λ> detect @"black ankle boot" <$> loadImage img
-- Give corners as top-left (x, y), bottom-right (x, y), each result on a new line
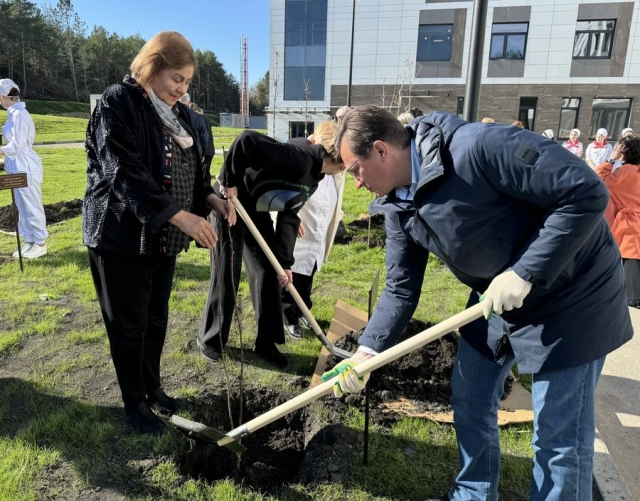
top-left (254, 343), bottom-right (289, 369)
top-left (147, 388), bottom-right (178, 416)
top-left (124, 401), bottom-right (166, 435)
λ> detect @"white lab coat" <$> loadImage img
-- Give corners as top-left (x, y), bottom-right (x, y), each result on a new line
top-left (585, 141), bottom-right (612, 169)
top-left (292, 172), bottom-right (345, 275)
top-left (2, 101), bottom-right (48, 243)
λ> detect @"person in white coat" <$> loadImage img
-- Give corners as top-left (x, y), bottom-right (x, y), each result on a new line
top-left (0, 78), bottom-right (48, 258)
top-left (562, 128), bottom-right (583, 157)
top-left (282, 120), bottom-right (345, 338)
top-left (585, 128), bottom-right (613, 170)
top-left (613, 127), bottom-right (634, 171)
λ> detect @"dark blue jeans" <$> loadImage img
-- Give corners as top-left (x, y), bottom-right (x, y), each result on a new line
top-left (449, 336), bottom-right (605, 501)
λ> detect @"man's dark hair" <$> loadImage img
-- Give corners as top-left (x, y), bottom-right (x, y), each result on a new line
top-left (620, 134), bottom-right (640, 166)
top-left (8, 88), bottom-right (20, 98)
top-left (335, 105), bottom-right (411, 158)
top-left (410, 107), bottom-right (423, 118)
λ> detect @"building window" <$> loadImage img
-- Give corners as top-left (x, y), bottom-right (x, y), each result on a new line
top-left (456, 97), bottom-right (464, 118)
top-left (518, 97), bottom-right (537, 131)
top-left (573, 20), bottom-right (615, 59)
top-left (284, 0), bottom-right (327, 101)
top-left (417, 24), bottom-right (453, 61)
top-left (558, 98), bottom-right (581, 139)
top-left (490, 23), bottom-right (528, 60)
top-left (284, 67), bottom-right (325, 101)
top-left (590, 98), bottom-right (632, 138)
top-left (289, 121), bottom-right (315, 139)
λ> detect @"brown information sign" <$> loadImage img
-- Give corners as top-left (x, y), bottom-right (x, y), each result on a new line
top-left (0, 173), bottom-right (28, 190)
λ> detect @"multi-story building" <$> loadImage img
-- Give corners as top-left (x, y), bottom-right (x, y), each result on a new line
top-left (268, 0), bottom-right (638, 143)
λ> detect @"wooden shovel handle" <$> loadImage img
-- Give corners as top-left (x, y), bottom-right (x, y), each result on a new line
top-left (230, 197), bottom-right (345, 355)
top-left (219, 302), bottom-right (484, 445)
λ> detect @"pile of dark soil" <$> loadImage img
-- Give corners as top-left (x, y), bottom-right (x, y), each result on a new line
top-left (324, 320), bottom-right (513, 417)
top-left (0, 199), bottom-right (82, 232)
top-left (326, 319), bottom-right (459, 419)
top-left (334, 213), bottom-right (386, 247)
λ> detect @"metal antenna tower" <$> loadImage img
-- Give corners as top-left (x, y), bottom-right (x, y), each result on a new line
top-left (240, 35), bottom-right (249, 126)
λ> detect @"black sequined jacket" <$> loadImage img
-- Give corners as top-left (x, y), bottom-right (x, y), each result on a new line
top-left (83, 76), bottom-right (214, 255)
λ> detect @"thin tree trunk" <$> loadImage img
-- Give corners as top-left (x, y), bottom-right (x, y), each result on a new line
top-left (65, 45), bottom-right (80, 101)
top-left (22, 31), bottom-right (27, 96)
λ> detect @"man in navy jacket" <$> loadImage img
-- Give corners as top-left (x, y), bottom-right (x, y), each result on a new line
top-left (323, 105), bottom-right (633, 501)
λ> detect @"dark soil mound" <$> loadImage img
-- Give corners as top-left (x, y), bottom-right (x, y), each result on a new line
top-left (0, 199), bottom-right (82, 232)
top-left (334, 213), bottom-right (386, 247)
top-left (326, 319), bottom-right (459, 418)
top-left (324, 319), bottom-right (513, 420)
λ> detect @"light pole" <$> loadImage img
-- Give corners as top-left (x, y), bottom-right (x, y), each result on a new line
top-left (463, 0), bottom-right (488, 123)
top-left (346, 0), bottom-right (356, 107)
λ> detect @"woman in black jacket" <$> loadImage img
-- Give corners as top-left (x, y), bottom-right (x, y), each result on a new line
top-left (197, 129), bottom-right (344, 369)
top-left (83, 31), bottom-right (228, 435)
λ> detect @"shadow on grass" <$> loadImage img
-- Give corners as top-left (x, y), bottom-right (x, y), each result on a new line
top-left (18, 247), bottom-right (213, 284)
top-left (210, 345), bottom-right (320, 378)
top-left (0, 377), bottom-right (167, 499)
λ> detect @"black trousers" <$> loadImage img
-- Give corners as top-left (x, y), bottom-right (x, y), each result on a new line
top-left (198, 209), bottom-right (285, 351)
top-left (282, 265), bottom-right (317, 325)
top-left (88, 249), bottom-right (176, 405)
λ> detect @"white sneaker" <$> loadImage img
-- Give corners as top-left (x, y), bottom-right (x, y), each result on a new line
top-left (13, 243), bottom-right (33, 258)
top-left (285, 323), bottom-right (304, 339)
top-left (299, 316), bottom-right (311, 329)
top-left (23, 245), bottom-right (47, 259)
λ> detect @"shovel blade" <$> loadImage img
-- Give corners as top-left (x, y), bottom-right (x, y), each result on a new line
top-left (170, 415), bottom-right (247, 453)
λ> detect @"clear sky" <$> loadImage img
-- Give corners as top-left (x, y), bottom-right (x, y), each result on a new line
top-left (32, 0), bottom-right (270, 86)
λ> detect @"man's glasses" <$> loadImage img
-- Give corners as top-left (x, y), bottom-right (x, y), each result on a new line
top-left (345, 154), bottom-right (363, 180)
top-left (345, 147), bottom-right (370, 181)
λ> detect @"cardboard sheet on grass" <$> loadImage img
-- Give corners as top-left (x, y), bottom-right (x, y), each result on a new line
top-left (311, 300), bottom-right (533, 425)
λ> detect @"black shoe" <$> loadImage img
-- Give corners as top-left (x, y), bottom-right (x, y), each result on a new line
top-left (147, 388), bottom-right (178, 416)
top-left (197, 338), bottom-right (222, 361)
top-left (254, 343), bottom-right (289, 369)
top-left (124, 401), bottom-right (166, 435)
top-left (285, 323), bottom-right (304, 339)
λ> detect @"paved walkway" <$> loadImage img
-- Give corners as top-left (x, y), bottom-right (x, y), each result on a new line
top-left (594, 306), bottom-right (640, 501)
top-left (33, 141), bottom-right (84, 148)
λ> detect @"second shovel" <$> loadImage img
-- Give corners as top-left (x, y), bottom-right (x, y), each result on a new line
top-left (231, 197), bottom-right (353, 360)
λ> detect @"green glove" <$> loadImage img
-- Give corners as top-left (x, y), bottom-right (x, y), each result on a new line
top-left (321, 352), bottom-right (370, 397)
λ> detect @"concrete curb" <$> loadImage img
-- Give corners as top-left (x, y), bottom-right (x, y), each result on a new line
top-left (33, 140), bottom-right (84, 145)
top-left (593, 427), bottom-right (635, 501)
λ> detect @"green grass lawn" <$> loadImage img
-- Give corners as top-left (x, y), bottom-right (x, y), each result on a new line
top-left (0, 148), bottom-right (535, 500)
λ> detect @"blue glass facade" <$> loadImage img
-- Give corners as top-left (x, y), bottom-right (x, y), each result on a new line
top-left (284, 0), bottom-right (327, 101)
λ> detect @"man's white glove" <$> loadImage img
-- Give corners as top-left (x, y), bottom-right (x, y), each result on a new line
top-left (481, 270), bottom-right (532, 319)
top-left (320, 352), bottom-right (370, 397)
